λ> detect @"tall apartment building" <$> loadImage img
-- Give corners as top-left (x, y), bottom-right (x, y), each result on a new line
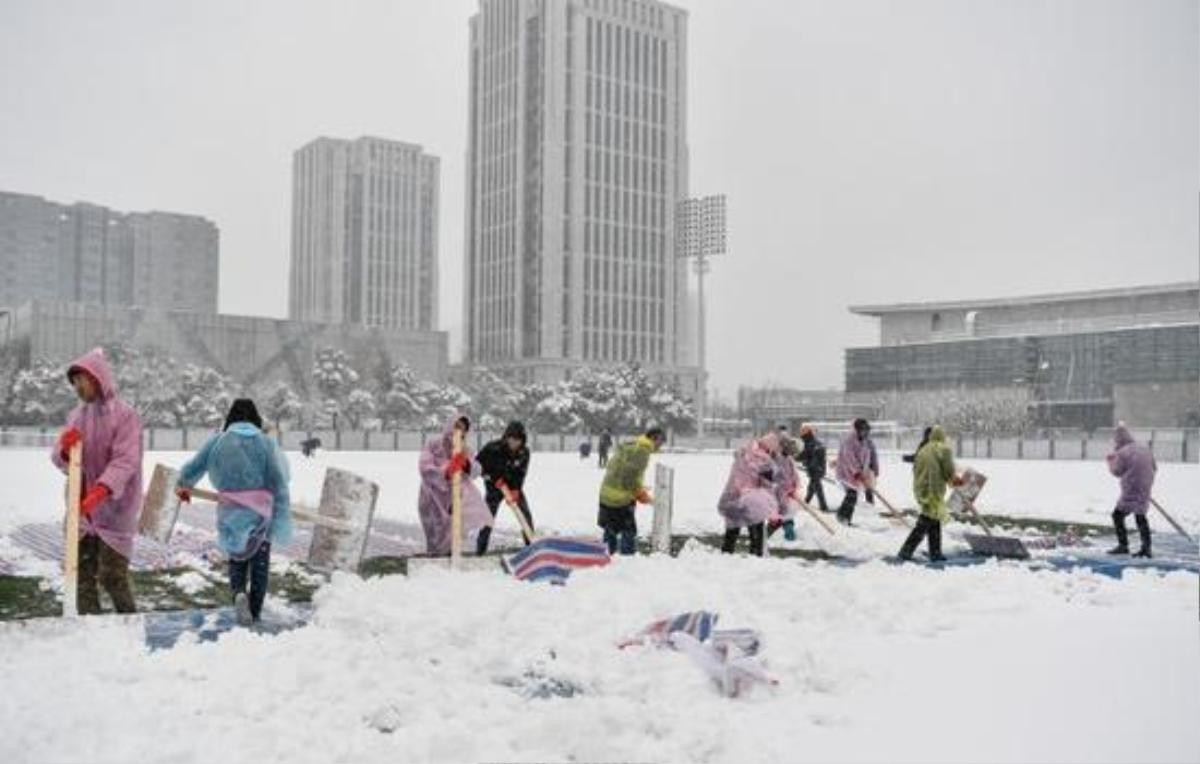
top-left (463, 0), bottom-right (695, 387)
top-left (289, 136), bottom-right (439, 331)
top-left (0, 190), bottom-right (219, 313)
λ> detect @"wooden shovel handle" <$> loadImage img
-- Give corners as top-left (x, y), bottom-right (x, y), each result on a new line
top-left (186, 486), bottom-right (353, 532)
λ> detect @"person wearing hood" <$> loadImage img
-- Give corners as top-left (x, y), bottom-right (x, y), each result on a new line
top-left (418, 414), bottom-right (494, 556)
top-left (835, 418), bottom-right (876, 525)
top-left (598, 426), bottom-right (666, 555)
top-left (50, 348), bottom-right (144, 614)
top-left (768, 435), bottom-right (803, 541)
top-left (176, 399), bottom-right (292, 624)
top-left (474, 420), bottom-right (534, 554)
top-left (902, 427), bottom-right (934, 469)
top-left (719, 432), bottom-right (785, 556)
top-left (796, 424), bottom-right (829, 512)
top-left (897, 425), bottom-right (961, 562)
top-left (1106, 424), bottom-right (1157, 558)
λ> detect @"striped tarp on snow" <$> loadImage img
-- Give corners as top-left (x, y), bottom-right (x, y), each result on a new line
top-left (618, 610), bottom-right (719, 648)
top-left (501, 537), bottom-right (611, 584)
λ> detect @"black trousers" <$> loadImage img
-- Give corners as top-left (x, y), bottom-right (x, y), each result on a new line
top-left (898, 516), bottom-right (942, 560)
top-left (1112, 509), bottom-right (1151, 553)
top-left (805, 477), bottom-right (829, 511)
top-left (229, 542), bottom-right (271, 620)
top-left (476, 492), bottom-right (534, 554)
top-left (836, 488), bottom-right (859, 523)
top-left (721, 523), bottom-right (765, 556)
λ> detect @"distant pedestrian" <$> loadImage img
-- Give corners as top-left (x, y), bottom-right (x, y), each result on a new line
top-left (598, 429), bottom-right (614, 468)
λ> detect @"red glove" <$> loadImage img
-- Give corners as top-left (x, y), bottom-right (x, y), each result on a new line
top-left (175, 487), bottom-right (192, 503)
top-left (951, 475), bottom-right (965, 487)
top-left (57, 427), bottom-right (83, 462)
top-left (80, 484), bottom-right (110, 518)
top-left (443, 453), bottom-right (470, 479)
top-left (635, 487), bottom-right (654, 505)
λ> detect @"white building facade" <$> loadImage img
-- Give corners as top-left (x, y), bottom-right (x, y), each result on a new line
top-left (464, 0), bottom-right (698, 391)
top-left (290, 136), bottom-right (439, 331)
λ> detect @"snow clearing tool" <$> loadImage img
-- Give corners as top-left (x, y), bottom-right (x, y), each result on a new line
top-left (1149, 497), bottom-right (1195, 544)
top-left (795, 489), bottom-right (837, 536)
top-left (949, 468), bottom-right (1030, 560)
top-left (63, 440), bottom-right (82, 617)
top-left (860, 471), bottom-right (911, 528)
top-left (139, 463), bottom-right (378, 571)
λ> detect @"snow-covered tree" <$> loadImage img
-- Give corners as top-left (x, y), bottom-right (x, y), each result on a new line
top-left (343, 388), bottom-right (377, 429)
top-left (7, 359), bottom-right (77, 425)
top-left (312, 347), bottom-right (361, 423)
top-left (377, 363), bottom-right (427, 428)
top-left (174, 364), bottom-right (236, 427)
top-left (260, 381), bottom-right (303, 428)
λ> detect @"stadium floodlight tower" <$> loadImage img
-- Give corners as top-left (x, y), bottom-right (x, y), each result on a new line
top-left (676, 194), bottom-right (727, 438)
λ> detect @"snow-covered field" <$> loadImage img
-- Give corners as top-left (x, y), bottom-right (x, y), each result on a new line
top-left (2, 447), bottom-right (1198, 537)
top-left (1, 447), bottom-right (1198, 763)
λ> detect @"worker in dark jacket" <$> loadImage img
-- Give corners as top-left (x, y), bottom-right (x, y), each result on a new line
top-left (796, 425), bottom-right (829, 512)
top-left (474, 421), bottom-right (534, 554)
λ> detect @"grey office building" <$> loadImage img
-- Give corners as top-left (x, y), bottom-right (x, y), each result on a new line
top-left (289, 136), bottom-right (439, 331)
top-left (0, 190), bottom-right (219, 313)
top-left (463, 0), bottom-right (698, 391)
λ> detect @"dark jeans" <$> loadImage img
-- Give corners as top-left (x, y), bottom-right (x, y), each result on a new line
top-left (598, 503), bottom-right (637, 555)
top-left (898, 515), bottom-right (943, 560)
top-left (477, 491), bottom-right (535, 555)
top-left (229, 542), bottom-right (271, 621)
top-left (722, 523), bottom-right (765, 556)
top-left (78, 535), bottom-right (137, 614)
top-left (598, 450), bottom-right (610, 468)
top-left (837, 488), bottom-right (859, 523)
top-left (805, 478), bottom-right (829, 511)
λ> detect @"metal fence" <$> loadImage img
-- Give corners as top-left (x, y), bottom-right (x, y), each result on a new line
top-left (2, 425), bottom-right (1196, 463)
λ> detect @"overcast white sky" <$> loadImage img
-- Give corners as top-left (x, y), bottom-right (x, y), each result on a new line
top-left (1, 0), bottom-right (1196, 399)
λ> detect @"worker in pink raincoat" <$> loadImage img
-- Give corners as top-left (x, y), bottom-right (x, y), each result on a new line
top-left (1106, 423), bottom-right (1157, 558)
top-left (718, 432), bottom-right (785, 556)
top-left (417, 414), bottom-right (494, 555)
top-left (835, 418), bottom-right (876, 525)
top-left (767, 435), bottom-right (803, 541)
top-left (50, 348), bottom-right (143, 614)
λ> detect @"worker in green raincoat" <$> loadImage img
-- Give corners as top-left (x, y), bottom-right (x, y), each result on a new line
top-left (597, 426), bottom-right (666, 555)
top-left (898, 425), bottom-right (962, 562)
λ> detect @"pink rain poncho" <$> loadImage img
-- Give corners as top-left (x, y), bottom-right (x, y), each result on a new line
top-left (718, 434), bottom-right (785, 529)
top-left (836, 431), bottom-right (874, 491)
top-left (417, 415), bottom-right (493, 555)
top-left (49, 348), bottom-right (144, 560)
top-left (1106, 424), bottom-right (1157, 515)
top-left (771, 450), bottom-right (801, 522)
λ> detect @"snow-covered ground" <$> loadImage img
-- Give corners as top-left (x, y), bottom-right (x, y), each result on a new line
top-left (1, 447), bottom-right (1197, 536)
top-left (1, 447), bottom-right (1198, 763)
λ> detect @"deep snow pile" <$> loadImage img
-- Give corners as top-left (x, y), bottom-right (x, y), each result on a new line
top-left (1, 549), bottom-right (1197, 764)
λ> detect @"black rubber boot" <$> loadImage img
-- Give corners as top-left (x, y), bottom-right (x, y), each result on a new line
top-left (1132, 514), bottom-right (1152, 558)
top-left (1109, 510), bottom-right (1130, 555)
top-left (748, 523), bottom-right (765, 557)
top-left (721, 528), bottom-right (739, 554)
top-left (927, 519), bottom-right (946, 562)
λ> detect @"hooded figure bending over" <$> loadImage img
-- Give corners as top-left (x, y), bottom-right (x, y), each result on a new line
top-left (1106, 424), bottom-right (1157, 558)
top-left (418, 414), bottom-right (493, 555)
top-left (719, 432), bottom-right (785, 556)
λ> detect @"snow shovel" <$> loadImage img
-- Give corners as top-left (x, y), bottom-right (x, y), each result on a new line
top-left (795, 490), bottom-right (837, 536)
top-left (139, 463), bottom-right (355, 545)
top-left (1149, 497), bottom-right (1195, 544)
top-left (948, 468), bottom-right (1030, 559)
top-left (62, 440), bottom-right (83, 618)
